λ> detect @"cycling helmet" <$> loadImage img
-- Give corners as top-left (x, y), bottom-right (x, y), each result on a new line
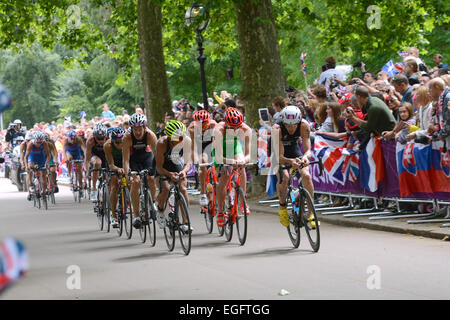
top-left (129, 113), bottom-right (147, 127)
top-left (224, 107), bottom-right (244, 128)
top-left (67, 130), bottom-right (77, 139)
top-left (193, 110), bottom-right (211, 123)
top-left (13, 119), bottom-right (22, 126)
top-left (25, 132), bottom-right (33, 141)
top-left (280, 105), bottom-right (302, 125)
top-left (77, 130), bottom-right (85, 137)
top-left (110, 127), bottom-right (125, 140)
top-left (34, 132), bottom-right (44, 143)
top-left (93, 124), bottom-right (108, 139)
top-left (165, 120), bottom-right (186, 140)
top-left (16, 135), bottom-right (25, 143)
top-left (42, 132), bottom-right (50, 141)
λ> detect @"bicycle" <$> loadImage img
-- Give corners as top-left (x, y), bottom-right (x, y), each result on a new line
top-left (46, 164), bottom-right (57, 205)
top-left (29, 166), bottom-right (48, 210)
top-left (130, 169), bottom-right (157, 246)
top-left (217, 163), bottom-right (255, 245)
top-left (70, 160), bottom-right (84, 203)
top-left (161, 177), bottom-right (192, 255)
top-left (197, 163), bottom-right (219, 234)
top-left (91, 168), bottom-right (111, 233)
top-left (282, 158), bottom-right (323, 252)
top-left (115, 173), bottom-right (133, 239)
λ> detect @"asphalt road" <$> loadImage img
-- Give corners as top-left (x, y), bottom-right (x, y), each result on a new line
top-left (0, 178), bottom-right (449, 300)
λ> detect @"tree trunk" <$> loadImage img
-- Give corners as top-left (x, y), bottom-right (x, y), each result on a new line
top-left (234, 0), bottom-right (285, 128)
top-left (137, 0), bottom-right (171, 128)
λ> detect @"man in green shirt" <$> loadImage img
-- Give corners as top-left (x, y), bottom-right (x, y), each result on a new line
top-left (346, 86), bottom-right (396, 136)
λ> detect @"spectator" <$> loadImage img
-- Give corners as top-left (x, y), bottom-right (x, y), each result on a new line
top-left (391, 74), bottom-right (414, 119)
top-left (318, 56), bottom-right (344, 89)
top-left (271, 96), bottom-right (286, 122)
top-left (312, 85), bottom-right (328, 104)
top-left (406, 86), bottom-right (432, 143)
top-left (102, 104), bottom-right (115, 121)
top-left (404, 59), bottom-right (421, 85)
top-left (432, 53), bottom-right (449, 72)
top-left (316, 102), bottom-right (342, 133)
top-left (382, 102), bottom-right (417, 143)
top-left (407, 46), bottom-right (428, 73)
top-left (346, 86), bottom-right (396, 147)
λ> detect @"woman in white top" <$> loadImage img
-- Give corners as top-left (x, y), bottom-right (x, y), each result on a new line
top-left (406, 86), bottom-right (432, 141)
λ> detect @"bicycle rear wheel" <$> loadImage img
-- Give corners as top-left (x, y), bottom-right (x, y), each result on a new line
top-left (204, 178), bottom-right (215, 234)
top-left (286, 190), bottom-right (301, 248)
top-left (235, 188), bottom-right (248, 245)
top-left (176, 193), bottom-right (191, 255)
top-left (300, 189), bottom-right (320, 252)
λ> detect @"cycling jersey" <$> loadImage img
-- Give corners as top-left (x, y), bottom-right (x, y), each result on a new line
top-left (280, 123), bottom-right (303, 159)
top-left (212, 134), bottom-right (243, 167)
top-left (162, 139), bottom-right (184, 173)
top-left (28, 143), bottom-right (46, 168)
top-left (66, 141), bottom-right (82, 160)
top-left (91, 138), bottom-right (107, 168)
top-left (111, 142), bottom-right (123, 168)
top-left (129, 130), bottom-right (154, 174)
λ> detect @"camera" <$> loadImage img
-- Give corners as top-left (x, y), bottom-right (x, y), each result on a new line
top-left (329, 79), bottom-right (339, 90)
top-left (353, 61), bottom-right (362, 68)
top-left (414, 135), bottom-right (431, 145)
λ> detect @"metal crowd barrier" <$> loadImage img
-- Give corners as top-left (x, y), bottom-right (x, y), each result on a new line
top-left (257, 190), bottom-right (450, 226)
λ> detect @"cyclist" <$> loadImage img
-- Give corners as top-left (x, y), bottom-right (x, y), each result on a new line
top-left (188, 109), bottom-right (217, 206)
top-left (63, 130), bottom-right (86, 192)
top-left (212, 107), bottom-right (252, 227)
top-left (155, 120), bottom-right (192, 231)
top-left (24, 132), bottom-right (50, 201)
top-left (43, 132), bottom-right (59, 193)
top-left (122, 113), bottom-right (157, 229)
top-left (271, 105), bottom-right (316, 228)
top-left (85, 124), bottom-right (108, 201)
top-left (104, 127), bottom-right (125, 228)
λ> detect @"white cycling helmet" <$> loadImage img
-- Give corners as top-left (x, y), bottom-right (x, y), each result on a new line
top-left (129, 113), bottom-right (147, 127)
top-left (281, 105), bottom-right (302, 125)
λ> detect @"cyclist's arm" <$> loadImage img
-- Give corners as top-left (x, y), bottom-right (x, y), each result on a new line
top-left (84, 138), bottom-right (93, 171)
top-left (300, 121), bottom-right (312, 161)
top-left (63, 139), bottom-right (68, 163)
top-left (181, 136), bottom-right (192, 175)
top-left (78, 137), bottom-right (86, 155)
top-left (242, 124), bottom-right (252, 164)
top-left (44, 143), bottom-right (50, 167)
top-left (122, 134), bottom-right (131, 175)
top-left (50, 143), bottom-right (58, 165)
top-left (24, 142), bottom-right (31, 169)
top-left (147, 128), bottom-right (157, 153)
top-left (155, 138), bottom-right (174, 178)
top-left (104, 142), bottom-right (117, 171)
top-left (19, 142), bottom-right (26, 165)
top-left (188, 124), bottom-right (196, 164)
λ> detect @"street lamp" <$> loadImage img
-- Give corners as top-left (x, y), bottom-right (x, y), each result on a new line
top-left (185, 4), bottom-right (210, 111)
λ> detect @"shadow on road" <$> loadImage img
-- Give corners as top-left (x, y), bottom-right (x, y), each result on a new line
top-left (226, 247), bottom-right (314, 259)
top-left (112, 250), bottom-right (186, 262)
top-left (83, 242), bottom-right (141, 252)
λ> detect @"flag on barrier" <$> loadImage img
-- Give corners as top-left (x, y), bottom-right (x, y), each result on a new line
top-left (397, 140), bottom-right (450, 197)
top-left (360, 137), bottom-right (385, 192)
top-left (0, 238), bottom-right (28, 293)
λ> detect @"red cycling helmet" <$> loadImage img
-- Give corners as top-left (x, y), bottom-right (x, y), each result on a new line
top-left (77, 130), bottom-right (85, 137)
top-left (224, 107), bottom-right (243, 128)
top-left (193, 110), bottom-right (211, 123)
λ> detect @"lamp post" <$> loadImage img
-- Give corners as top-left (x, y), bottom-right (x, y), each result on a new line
top-left (185, 4), bottom-right (210, 111)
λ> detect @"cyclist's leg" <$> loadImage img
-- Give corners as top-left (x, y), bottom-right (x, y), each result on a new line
top-left (276, 168), bottom-right (290, 227)
top-left (66, 153), bottom-right (73, 179)
top-left (90, 156), bottom-right (101, 192)
top-left (216, 168), bottom-right (229, 213)
top-left (110, 175), bottom-right (119, 220)
top-left (130, 173), bottom-right (141, 219)
top-left (156, 178), bottom-right (170, 211)
top-left (300, 166), bottom-right (314, 212)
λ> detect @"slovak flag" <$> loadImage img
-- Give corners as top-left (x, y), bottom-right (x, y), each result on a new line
top-left (398, 50), bottom-right (408, 57)
top-left (300, 52), bottom-right (307, 76)
top-left (360, 137), bottom-right (385, 192)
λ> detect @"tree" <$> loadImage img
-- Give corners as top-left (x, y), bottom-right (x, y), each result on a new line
top-left (234, 0), bottom-right (285, 127)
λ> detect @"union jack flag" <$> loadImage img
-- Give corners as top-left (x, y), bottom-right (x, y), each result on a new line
top-left (398, 51), bottom-right (408, 57)
top-left (394, 62), bottom-right (405, 73)
top-left (300, 52), bottom-right (307, 76)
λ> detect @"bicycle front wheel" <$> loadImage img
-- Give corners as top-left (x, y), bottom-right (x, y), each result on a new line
top-left (122, 187), bottom-right (133, 239)
top-left (287, 190), bottom-right (301, 248)
top-left (235, 188), bottom-right (248, 245)
top-left (147, 191), bottom-right (156, 247)
top-left (97, 187), bottom-right (104, 231)
top-left (103, 186), bottom-right (111, 233)
top-left (176, 193), bottom-right (191, 255)
top-left (224, 195), bottom-right (233, 242)
top-left (164, 212), bottom-right (176, 252)
top-left (300, 189), bottom-right (320, 252)
top-left (139, 189), bottom-right (148, 243)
